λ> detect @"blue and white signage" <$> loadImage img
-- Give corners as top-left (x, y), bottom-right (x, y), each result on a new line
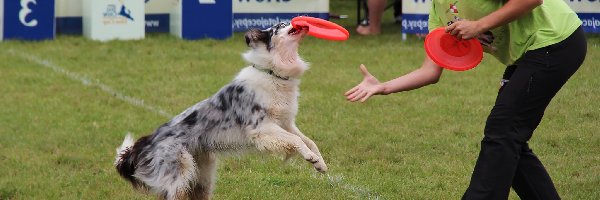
top-left (144, 0), bottom-right (170, 32)
top-left (233, 0), bottom-right (329, 31)
top-left (0, 0), bottom-right (3, 40)
top-left (565, 0), bottom-right (600, 33)
top-left (2, 0), bottom-right (55, 41)
top-left (55, 0), bottom-right (331, 34)
top-left (401, 0), bottom-right (430, 35)
top-left (171, 0), bottom-right (232, 40)
top-left (82, 0), bottom-right (145, 41)
top-left (55, 0), bottom-right (81, 34)
top-left (56, 0), bottom-right (169, 34)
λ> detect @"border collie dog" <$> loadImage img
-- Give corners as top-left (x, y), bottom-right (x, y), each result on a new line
top-left (114, 22), bottom-right (327, 200)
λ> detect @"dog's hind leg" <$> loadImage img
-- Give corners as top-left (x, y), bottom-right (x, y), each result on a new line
top-left (189, 152), bottom-right (217, 200)
top-left (134, 145), bottom-right (197, 200)
top-left (248, 123), bottom-right (328, 172)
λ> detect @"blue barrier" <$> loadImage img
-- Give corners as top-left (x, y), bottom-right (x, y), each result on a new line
top-left (2, 0), bottom-right (55, 40)
top-left (578, 13), bottom-right (600, 33)
top-left (171, 0), bottom-right (232, 40)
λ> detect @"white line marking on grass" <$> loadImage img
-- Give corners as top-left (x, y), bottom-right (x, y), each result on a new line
top-left (7, 49), bottom-right (173, 118)
top-left (322, 173), bottom-right (382, 199)
top-left (9, 49), bottom-right (381, 199)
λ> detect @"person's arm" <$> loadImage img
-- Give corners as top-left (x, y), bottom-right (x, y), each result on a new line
top-left (345, 56), bottom-right (443, 102)
top-left (445, 0), bottom-right (543, 39)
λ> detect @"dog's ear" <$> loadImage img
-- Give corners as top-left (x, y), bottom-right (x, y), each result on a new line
top-left (245, 29), bottom-right (271, 48)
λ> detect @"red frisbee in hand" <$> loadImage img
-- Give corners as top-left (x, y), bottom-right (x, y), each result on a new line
top-left (291, 16), bottom-right (349, 41)
top-left (424, 27), bottom-right (483, 71)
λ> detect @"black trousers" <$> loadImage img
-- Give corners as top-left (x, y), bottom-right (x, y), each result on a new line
top-left (462, 27), bottom-right (587, 200)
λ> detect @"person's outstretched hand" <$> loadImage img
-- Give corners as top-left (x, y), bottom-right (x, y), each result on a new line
top-left (344, 64), bottom-right (385, 102)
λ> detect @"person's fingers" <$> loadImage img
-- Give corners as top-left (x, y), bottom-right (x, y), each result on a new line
top-left (350, 90), bottom-right (368, 102)
top-left (359, 91), bottom-right (373, 102)
top-left (461, 31), bottom-right (474, 40)
top-left (359, 64), bottom-right (371, 77)
top-left (445, 23), bottom-right (457, 33)
top-left (346, 88), bottom-right (362, 100)
top-left (348, 92), bottom-right (360, 102)
top-left (347, 89), bottom-right (362, 101)
top-left (448, 21), bottom-right (464, 36)
top-left (344, 85), bottom-right (360, 96)
top-left (451, 28), bottom-right (461, 36)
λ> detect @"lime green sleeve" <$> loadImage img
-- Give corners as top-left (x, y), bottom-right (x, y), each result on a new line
top-left (428, 3), bottom-right (444, 32)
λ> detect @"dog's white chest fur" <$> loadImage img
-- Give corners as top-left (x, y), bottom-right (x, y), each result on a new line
top-left (236, 66), bottom-right (300, 125)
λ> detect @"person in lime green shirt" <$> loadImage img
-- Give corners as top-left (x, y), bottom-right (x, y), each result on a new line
top-left (345, 0), bottom-right (587, 199)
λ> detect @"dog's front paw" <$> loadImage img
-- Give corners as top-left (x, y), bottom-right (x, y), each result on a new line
top-left (303, 152), bottom-right (328, 173)
top-left (314, 160), bottom-right (328, 173)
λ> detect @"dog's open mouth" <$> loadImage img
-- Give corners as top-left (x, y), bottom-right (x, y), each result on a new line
top-left (288, 27), bottom-right (306, 36)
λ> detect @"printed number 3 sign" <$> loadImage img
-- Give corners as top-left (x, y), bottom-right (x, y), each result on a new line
top-left (3, 0), bottom-right (54, 40)
top-left (19, 0), bottom-right (38, 27)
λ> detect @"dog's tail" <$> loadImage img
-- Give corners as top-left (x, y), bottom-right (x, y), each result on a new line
top-left (114, 133), bottom-right (135, 167)
top-left (114, 133), bottom-right (201, 199)
top-left (114, 133), bottom-right (147, 189)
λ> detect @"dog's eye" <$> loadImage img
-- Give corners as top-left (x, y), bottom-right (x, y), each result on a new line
top-left (270, 22), bottom-right (288, 35)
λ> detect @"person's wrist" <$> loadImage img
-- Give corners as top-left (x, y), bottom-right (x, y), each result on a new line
top-left (379, 83), bottom-right (388, 95)
top-left (476, 19), bottom-right (492, 34)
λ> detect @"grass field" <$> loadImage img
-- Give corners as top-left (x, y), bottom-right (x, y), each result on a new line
top-left (1, 1), bottom-right (599, 199)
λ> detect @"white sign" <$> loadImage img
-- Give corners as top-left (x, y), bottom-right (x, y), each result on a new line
top-left (145, 0), bottom-right (172, 14)
top-left (233, 0), bottom-right (328, 13)
top-left (83, 0), bottom-right (145, 41)
top-left (1, 0), bottom-right (4, 40)
top-left (564, 0), bottom-right (600, 13)
top-left (58, 0), bottom-right (331, 33)
top-left (401, 0), bottom-right (431, 15)
top-left (56, 0), bottom-right (82, 17)
top-left (401, 0), bottom-right (431, 34)
top-left (58, 0), bottom-right (329, 17)
top-left (57, 0), bottom-right (170, 16)
top-left (169, 0), bottom-right (181, 38)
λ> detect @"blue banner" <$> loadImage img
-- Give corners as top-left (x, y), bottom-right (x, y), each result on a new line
top-left (401, 14), bottom-right (429, 34)
top-left (578, 13), bottom-right (600, 33)
top-left (4, 0), bottom-right (55, 40)
top-left (233, 13), bottom-right (328, 31)
top-left (56, 17), bottom-right (81, 34)
top-left (179, 0), bottom-right (232, 40)
top-left (145, 14), bottom-right (169, 33)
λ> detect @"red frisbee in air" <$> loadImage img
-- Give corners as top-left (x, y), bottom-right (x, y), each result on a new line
top-left (424, 27), bottom-right (483, 71)
top-left (291, 16), bottom-right (349, 41)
